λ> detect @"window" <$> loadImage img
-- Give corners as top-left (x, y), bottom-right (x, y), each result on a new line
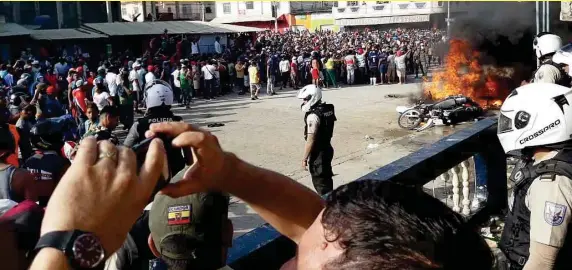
top-left (437, 1), bottom-right (443, 6)
top-left (167, 7), bottom-right (172, 13)
top-left (223, 3), bottom-right (231, 14)
top-left (133, 6), bottom-right (139, 14)
top-left (182, 5), bottom-right (189, 15)
top-left (121, 7), bottom-right (127, 16)
top-left (206, 6), bottom-right (212, 13)
top-left (347, 1), bottom-right (358, 7)
top-left (246, 1), bottom-right (254, 9)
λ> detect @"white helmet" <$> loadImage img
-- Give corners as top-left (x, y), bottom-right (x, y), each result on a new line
top-left (145, 80), bottom-right (174, 108)
top-left (297, 84), bottom-right (322, 112)
top-left (533, 33), bottom-right (562, 59)
top-left (552, 43), bottom-right (572, 76)
top-left (498, 83), bottom-right (572, 155)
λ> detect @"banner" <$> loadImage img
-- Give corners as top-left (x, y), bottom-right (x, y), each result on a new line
top-left (336, 14), bottom-right (430, 26)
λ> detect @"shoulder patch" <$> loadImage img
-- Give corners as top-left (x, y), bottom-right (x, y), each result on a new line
top-left (544, 201), bottom-right (567, 226)
top-left (167, 204), bottom-right (191, 225)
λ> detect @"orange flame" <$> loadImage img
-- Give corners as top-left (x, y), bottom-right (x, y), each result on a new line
top-left (424, 39), bottom-right (510, 109)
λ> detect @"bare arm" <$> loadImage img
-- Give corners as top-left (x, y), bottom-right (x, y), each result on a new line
top-left (30, 248), bottom-right (70, 270)
top-left (226, 155), bottom-right (324, 244)
top-left (303, 134), bottom-right (315, 162)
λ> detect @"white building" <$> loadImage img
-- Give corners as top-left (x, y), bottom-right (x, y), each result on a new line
top-left (120, 1), bottom-right (216, 22)
top-left (211, 1), bottom-right (287, 24)
top-left (332, 1), bottom-right (471, 28)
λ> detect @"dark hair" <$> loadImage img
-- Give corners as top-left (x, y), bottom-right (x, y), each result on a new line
top-left (99, 105), bottom-right (119, 118)
top-left (321, 180), bottom-right (493, 270)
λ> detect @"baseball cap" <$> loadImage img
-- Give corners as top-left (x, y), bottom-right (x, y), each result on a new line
top-left (149, 168), bottom-right (230, 264)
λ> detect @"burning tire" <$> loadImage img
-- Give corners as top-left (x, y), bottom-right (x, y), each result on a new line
top-left (398, 109), bottom-right (423, 130)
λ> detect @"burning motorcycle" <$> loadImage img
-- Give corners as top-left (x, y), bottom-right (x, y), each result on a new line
top-left (396, 95), bottom-right (484, 131)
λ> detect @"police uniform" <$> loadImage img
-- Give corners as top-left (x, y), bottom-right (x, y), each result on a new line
top-left (500, 150), bottom-right (572, 269)
top-left (532, 61), bottom-right (571, 87)
top-left (124, 111), bottom-right (185, 178)
top-left (304, 102), bottom-right (336, 195)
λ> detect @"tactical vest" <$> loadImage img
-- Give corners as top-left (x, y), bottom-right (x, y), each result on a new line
top-left (304, 103), bottom-right (336, 150)
top-left (499, 150), bottom-right (572, 267)
top-left (136, 113), bottom-right (185, 177)
top-left (531, 60), bottom-right (572, 87)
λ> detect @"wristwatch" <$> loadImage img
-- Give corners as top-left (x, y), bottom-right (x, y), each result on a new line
top-left (33, 230), bottom-right (106, 269)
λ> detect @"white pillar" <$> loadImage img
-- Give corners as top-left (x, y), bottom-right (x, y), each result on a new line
top-left (451, 165), bottom-right (461, 213)
top-left (106, 1), bottom-right (113, 22)
top-left (460, 160), bottom-right (471, 215)
top-left (77, 1), bottom-right (82, 25)
top-left (150, 2), bottom-right (157, 20)
top-left (34, 1), bottom-right (40, 17)
top-left (175, 2), bottom-right (180, 19)
top-left (56, 1), bottom-right (63, 28)
top-left (12, 2), bottom-right (21, 24)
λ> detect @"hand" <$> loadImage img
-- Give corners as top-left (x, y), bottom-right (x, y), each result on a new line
top-left (302, 160), bottom-right (308, 171)
top-left (146, 122), bottom-right (234, 198)
top-left (40, 137), bottom-right (165, 255)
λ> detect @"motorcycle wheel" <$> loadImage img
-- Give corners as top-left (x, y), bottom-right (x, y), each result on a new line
top-left (398, 109), bottom-right (423, 130)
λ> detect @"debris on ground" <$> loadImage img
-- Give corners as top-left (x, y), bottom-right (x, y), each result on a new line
top-left (367, 143), bottom-right (380, 149)
top-left (207, 123), bottom-right (226, 128)
top-left (364, 135), bottom-right (373, 140)
top-left (385, 94), bottom-right (408, 98)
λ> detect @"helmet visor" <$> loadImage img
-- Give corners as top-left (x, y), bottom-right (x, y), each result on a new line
top-left (498, 113), bottom-right (513, 134)
top-left (560, 43), bottom-right (572, 54)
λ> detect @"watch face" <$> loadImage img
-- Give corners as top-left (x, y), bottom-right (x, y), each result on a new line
top-left (72, 233), bottom-right (105, 268)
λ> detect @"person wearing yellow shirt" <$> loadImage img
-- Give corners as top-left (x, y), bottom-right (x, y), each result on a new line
top-left (325, 56), bottom-right (337, 88)
top-left (248, 61), bottom-right (260, 100)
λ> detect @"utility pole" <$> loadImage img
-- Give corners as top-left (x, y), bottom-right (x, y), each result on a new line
top-left (201, 2), bottom-right (205, 21)
top-left (445, 1), bottom-right (451, 38)
top-left (273, 2), bottom-right (278, 32)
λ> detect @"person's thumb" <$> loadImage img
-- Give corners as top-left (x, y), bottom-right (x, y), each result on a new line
top-left (159, 178), bottom-right (203, 198)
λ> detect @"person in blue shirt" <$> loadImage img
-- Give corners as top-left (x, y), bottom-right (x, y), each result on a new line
top-left (378, 49), bottom-right (389, 85)
top-left (367, 48), bottom-right (380, 85)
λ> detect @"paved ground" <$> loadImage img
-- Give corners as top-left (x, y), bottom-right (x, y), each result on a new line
top-left (162, 79), bottom-right (460, 237)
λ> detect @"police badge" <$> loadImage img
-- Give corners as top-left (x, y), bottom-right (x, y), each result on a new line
top-left (544, 201), bottom-right (567, 226)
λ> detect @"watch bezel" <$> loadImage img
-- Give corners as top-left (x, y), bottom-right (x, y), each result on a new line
top-left (71, 233), bottom-right (105, 268)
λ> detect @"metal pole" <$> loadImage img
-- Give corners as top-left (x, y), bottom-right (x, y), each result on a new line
top-left (274, 2), bottom-right (278, 32)
top-left (446, 1), bottom-right (450, 37)
top-left (546, 1), bottom-right (550, 32)
top-left (544, 1), bottom-right (547, 32)
top-left (536, 1), bottom-right (540, 35)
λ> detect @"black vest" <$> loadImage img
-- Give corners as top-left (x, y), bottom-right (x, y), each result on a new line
top-left (136, 113), bottom-right (185, 178)
top-left (499, 150), bottom-right (572, 267)
top-left (531, 60), bottom-right (572, 87)
top-left (304, 103), bottom-right (336, 150)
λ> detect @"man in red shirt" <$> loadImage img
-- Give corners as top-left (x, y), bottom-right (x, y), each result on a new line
top-left (290, 57), bottom-right (298, 90)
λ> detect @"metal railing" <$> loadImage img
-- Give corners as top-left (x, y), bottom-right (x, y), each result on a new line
top-left (226, 117), bottom-right (507, 269)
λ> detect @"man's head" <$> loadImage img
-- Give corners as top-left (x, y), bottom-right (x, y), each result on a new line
top-left (99, 106), bottom-right (119, 131)
top-left (295, 180), bottom-right (493, 270)
top-left (148, 169), bottom-right (233, 270)
top-left (21, 105), bottom-right (36, 121)
top-left (297, 85), bottom-right (322, 112)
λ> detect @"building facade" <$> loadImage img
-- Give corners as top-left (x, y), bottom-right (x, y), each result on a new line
top-left (1, 1), bottom-right (120, 29)
top-left (332, 1), bottom-right (470, 29)
top-left (120, 1), bottom-right (216, 22)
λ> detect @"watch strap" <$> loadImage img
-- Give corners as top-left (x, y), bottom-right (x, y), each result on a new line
top-left (34, 230), bottom-right (79, 254)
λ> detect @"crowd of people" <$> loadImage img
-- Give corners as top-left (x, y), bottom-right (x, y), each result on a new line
top-left (0, 26), bottom-right (493, 270)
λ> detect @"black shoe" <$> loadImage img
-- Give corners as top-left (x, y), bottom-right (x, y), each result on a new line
top-left (251, 97), bottom-right (256, 100)
top-left (255, 96), bottom-right (259, 100)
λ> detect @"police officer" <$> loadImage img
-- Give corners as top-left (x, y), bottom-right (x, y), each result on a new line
top-left (498, 83), bottom-right (572, 269)
top-left (297, 84), bottom-right (336, 196)
top-left (531, 32), bottom-right (571, 87)
top-left (123, 80), bottom-right (185, 177)
top-left (22, 120), bottom-right (70, 206)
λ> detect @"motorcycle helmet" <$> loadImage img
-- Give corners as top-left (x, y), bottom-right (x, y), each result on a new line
top-left (533, 32), bottom-right (562, 59)
top-left (497, 83), bottom-right (572, 156)
top-left (145, 80), bottom-right (174, 109)
top-left (30, 120), bottom-right (64, 151)
top-left (297, 84), bottom-right (322, 112)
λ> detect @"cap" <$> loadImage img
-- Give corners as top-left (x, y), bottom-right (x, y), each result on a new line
top-left (149, 168), bottom-right (229, 261)
top-left (46, 86), bottom-right (56, 95)
top-left (132, 62), bottom-right (141, 68)
top-left (94, 77), bottom-right (103, 85)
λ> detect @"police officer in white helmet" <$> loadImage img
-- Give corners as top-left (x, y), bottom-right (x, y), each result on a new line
top-left (498, 83), bottom-right (572, 269)
top-left (531, 33), bottom-right (571, 87)
top-left (124, 80), bottom-right (186, 177)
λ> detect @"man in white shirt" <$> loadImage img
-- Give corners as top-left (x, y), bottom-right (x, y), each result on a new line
top-left (279, 57), bottom-right (290, 90)
top-left (171, 66), bottom-right (181, 104)
top-left (214, 37), bottom-right (222, 55)
top-left (105, 67), bottom-right (119, 103)
top-left (129, 62), bottom-right (142, 111)
top-left (395, 50), bottom-right (407, 85)
top-left (145, 65), bottom-right (157, 89)
top-left (201, 61), bottom-right (217, 100)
